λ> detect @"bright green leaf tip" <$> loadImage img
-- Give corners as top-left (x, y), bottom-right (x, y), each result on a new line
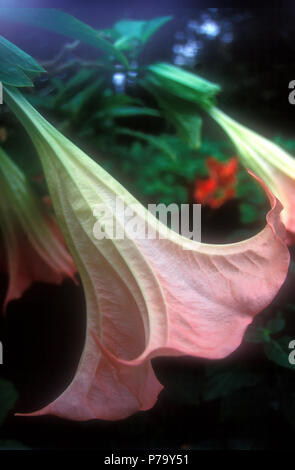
top-left (0, 34), bottom-right (45, 87)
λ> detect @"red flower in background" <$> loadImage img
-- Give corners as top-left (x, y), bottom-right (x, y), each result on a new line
top-left (194, 157), bottom-right (238, 208)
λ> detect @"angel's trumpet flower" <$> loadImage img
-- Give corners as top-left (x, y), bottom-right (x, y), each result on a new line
top-left (4, 87), bottom-right (289, 421)
top-left (0, 146), bottom-right (76, 312)
top-left (209, 107), bottom-right (295, 244)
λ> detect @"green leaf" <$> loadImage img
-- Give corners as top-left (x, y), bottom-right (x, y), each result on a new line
top-left (202, 365), bottom-right (262, 402)
top-left (81, 94), bottom-right (159, 130)
top-left (53, 69), bottom-right (99, 106)
top-left (116, 128), bottom-right (177, 161)
top-left (0, 377), bottom-right (18, 425)
top-left (0, 8), bottom-right (128, 67)
top-left (145, 62), bottom-right (221, 108)
top-left (0, 57), bottom-right (32, 87)
top-left (0, 35), bottom-right (45, 87)
top-left (264, 336), bottom-right (295, 370)
top-left (0, 35), bottom-right (44, 73)
top-left (114, 36), bottom-right (141, 52)
top-left (114, 16), bottom-right (172, 45)
top-left (95, 106), bottom-right (160, 119)
top-left (59, 79), bottom-right (104, 118)
top-left (164, 106), bottom-right (202, 149)
top-left (23, 93), bottom-right (56, 111)
top-left (266, 311), bottom-right (285, 334)
top-left (143, 81), bottom-right (202, 149)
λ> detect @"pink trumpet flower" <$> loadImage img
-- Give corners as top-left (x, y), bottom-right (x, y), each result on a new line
top-left (5, 87), bottom-right (289, 421)
top-left (209, 107), bottom-right (295, 244)
top-left (0, 146), bottom-right (76, 311)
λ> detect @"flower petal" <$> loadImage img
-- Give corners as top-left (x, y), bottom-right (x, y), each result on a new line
top-left (0, 147), bottom-right (76, 312)
top-left (209, 107), bottom-right (295, 243)
top-left (5, 88), bottom-right (290, 421)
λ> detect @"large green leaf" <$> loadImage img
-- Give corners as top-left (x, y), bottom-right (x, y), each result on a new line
top-left (0, 57), bottom-right (32, 87)
top-left (0, 35), bottom-right (44, 74)
top-left (0, 35), bottom-right (44, 86)
top-left (0, 8), bottom-right (128, 67)
top-left (114, 16), bottom-right (172, 49)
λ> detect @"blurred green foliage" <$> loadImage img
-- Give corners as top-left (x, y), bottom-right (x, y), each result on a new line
top-left (0, 8), bottom-right (129, 67)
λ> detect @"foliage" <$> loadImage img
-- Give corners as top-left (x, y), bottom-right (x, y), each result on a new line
top-left (0, 8), bottom-right (128, 67)
top-left (0, 10), bottom-right (221, 151)
top-left (0, 35), bottom-right (44, 87)
top-left (113, 17), bottom-right (172, 56)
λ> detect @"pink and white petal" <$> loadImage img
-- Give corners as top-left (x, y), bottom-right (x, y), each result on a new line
top-left (20, 175), bottom-right (289, 421)
top-left (2, 215), bottom-right (76, 312)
